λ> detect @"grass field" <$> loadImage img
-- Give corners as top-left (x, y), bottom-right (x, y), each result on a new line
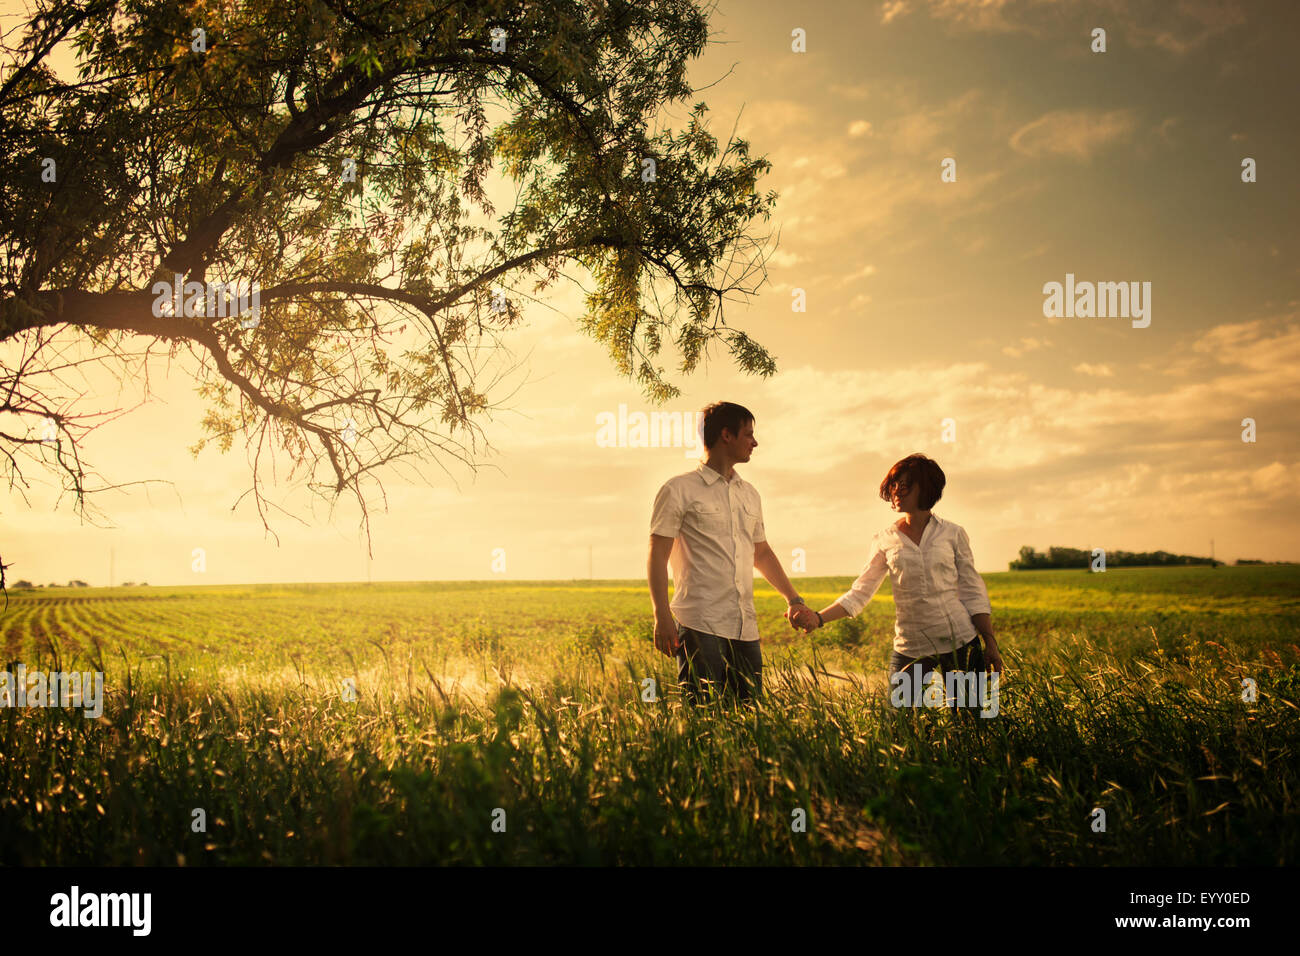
top-left (1, 565), bottom-right (1297, 865)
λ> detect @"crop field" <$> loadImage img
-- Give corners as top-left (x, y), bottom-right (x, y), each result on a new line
top-left (1, 565), bottom-right (1297, 865)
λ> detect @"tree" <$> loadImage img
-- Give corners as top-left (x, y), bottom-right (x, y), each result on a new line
top-left (0, 0), bottom-right (779, 546)
top-left (1009, 545), bottom-right (1046, 570)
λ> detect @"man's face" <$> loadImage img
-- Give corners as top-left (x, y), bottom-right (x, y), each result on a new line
top-left (722, 420), bottom-right (757, 461)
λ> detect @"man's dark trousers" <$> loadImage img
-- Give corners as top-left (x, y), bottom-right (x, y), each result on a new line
top-left (675, 622), bottom-right (762, 705)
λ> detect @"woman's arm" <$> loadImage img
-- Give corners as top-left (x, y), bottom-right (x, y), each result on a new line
top-left (953, 525), bottom-right (992, 619)
top-left (837, 536), bottom-right (889, 615)
top-left (953, 526), bottom-right (1002, 671)
top-left (793, 538), bottom-right (888, 631)
top-left (973, 613), bottom-right (1003, 672)
top-left (817, 601), bottom-right (850, 626)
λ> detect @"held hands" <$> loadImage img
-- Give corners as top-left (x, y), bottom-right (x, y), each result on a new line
top-left (785, 603), bottom-right (820, 632)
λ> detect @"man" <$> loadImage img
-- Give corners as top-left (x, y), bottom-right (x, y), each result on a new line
top-left (647, 401), bottom-right (806, 705)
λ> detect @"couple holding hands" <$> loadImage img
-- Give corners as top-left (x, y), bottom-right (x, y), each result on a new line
top-left (648, 401), bottom-right (1003, 707)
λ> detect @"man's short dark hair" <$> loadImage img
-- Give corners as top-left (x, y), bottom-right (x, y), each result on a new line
top-left (700, 401), bottom-right (755, 449)
top-left (880, 454), bottom-right (946, 509)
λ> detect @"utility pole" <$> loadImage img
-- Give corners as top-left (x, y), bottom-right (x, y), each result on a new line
top-left (1210, 538), bottom-right (1215, 568)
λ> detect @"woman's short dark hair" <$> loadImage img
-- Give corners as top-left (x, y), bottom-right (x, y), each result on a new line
top-left (700, 401), bottom-right (755, 449)
top-left (880, 454), bottom-right (946, 510)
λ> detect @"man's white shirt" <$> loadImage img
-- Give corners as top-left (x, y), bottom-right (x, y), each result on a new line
top-left (836, 513), bottom-right (992, 657)
top-left (650, 462), bottom-right (765, 642)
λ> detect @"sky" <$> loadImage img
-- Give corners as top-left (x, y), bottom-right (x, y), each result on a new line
top-left (2, 0), bottom-right (1298, 586)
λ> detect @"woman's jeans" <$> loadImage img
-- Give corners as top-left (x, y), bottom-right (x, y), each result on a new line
top-left (888, 635), bottom-right (986, 714)
top-left (675, 623), bottom-right (762, 705)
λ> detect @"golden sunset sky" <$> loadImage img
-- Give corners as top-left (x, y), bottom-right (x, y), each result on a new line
top-left (3, 0), bottom-right (1297, 585)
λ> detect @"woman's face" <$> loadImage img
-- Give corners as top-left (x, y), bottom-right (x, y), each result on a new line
top-left (890, 478), bottom-right (921, 511)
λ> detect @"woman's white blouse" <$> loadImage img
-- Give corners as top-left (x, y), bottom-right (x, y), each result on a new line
top-left (835, 514), bottom-right (992, 657)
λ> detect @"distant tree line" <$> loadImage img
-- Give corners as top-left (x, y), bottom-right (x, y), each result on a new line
top-left (1009, 546), bottom-right (1220, 570)
top-left (1232, 559), bottom-right (1295, 566)
top-left (8, 580), bottom-right (150, 588)
top-left (11, 579), bottom-right (89, 587)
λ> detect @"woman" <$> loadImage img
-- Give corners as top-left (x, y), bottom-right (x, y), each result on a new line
top-left (790, 453), bottom-right (1003, 710)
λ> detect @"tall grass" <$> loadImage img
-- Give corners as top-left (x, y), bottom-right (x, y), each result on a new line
top-left (1, 626), bottom-right (1295, 864)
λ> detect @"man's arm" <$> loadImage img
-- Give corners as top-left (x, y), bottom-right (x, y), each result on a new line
top-left (647, 533), bottom-right (679, 656)
top-left (753, 540), bottom-right (802, 605)
top-left (647, 481), bottom-right (684, 657)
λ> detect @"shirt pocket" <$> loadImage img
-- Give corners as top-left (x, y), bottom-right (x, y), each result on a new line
top-left (931, 542), bottom-right (959, 591)
top-left (740, 502), bottom-right (761, 539)
top-left (690, 501), bottom-right (727, 534)
top-left (887, 544), bottom-right (920, 592)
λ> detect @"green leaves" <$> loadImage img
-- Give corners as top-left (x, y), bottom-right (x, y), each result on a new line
top-left (3, 0), bottom-right (779, 531)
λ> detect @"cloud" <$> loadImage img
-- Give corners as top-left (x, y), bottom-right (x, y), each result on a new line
top-left (1008, 108), bottom-right (1139, 161)
top-left (887, 0), bottom-right (1045, 35)
top-left (889, 0), bottom-right (1247, 53)
top-left (1003, 337), bottom-right (1048, 358)
top-left (891, 110), bottom-right (945, 155)
top-left (1155, 116), bottom-right (1180, 144)
top-left (1172, 317), bottom-right (1300, 396)
top-left (763, 87), bottom-right (1007, 255)
top-left (883, 87), bottom-right (986, 156)
top-left (737, 83), bottom-right (1020, 261)
top-left (838, 263), bottom-right (878, 285)
top-left (1128, 0), bottom-right (1249, 55)
top-left (734, 99), bottom-right (815, 141)
top-left (1074, 363), bottom-right (1114, 377)
top-left (768, 248), bottom-right (802, 269)
top-left (1190, 318), bottom-right (1274, 357)
top-left (827, 83), bottom-right (873, 100)
top-left (880, 1), bottom-right (911, 25)
top-left (748, 314), bottom-right (1299, 484)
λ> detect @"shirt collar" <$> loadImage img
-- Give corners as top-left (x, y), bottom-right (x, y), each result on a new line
top-left (697, 462), bottom-right (739, 486)
top-left (893, 513), bottom-right (941, 534)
